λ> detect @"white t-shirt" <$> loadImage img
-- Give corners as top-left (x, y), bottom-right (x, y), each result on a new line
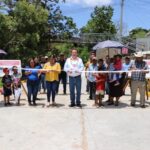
top-left (122, 63), bottom-right (132, 71)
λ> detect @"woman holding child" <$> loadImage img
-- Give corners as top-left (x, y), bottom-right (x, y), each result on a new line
top-left (108, 55), bottom-right (125, 106)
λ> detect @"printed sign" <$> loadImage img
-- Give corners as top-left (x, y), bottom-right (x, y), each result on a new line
top-left (0, 60), bottom-right (21, 77)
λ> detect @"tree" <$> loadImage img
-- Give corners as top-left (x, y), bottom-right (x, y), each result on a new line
top-left (0, 14), bottom-right (17, 50)
top-left (0, 0), bottom-right (49, 60)
top-left (0, 0), bottom-right (77, 61)
top-left (81, 6), bottom-right (116, 35)
top-left (129, 27), bottom-right (149, 39)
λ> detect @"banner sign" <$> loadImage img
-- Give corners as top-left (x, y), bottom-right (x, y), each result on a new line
top-left (0, 60), bottom-right (21, 77)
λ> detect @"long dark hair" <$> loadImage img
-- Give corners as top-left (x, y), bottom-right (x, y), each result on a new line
top-left (28, 58), bottom-right (35, 67)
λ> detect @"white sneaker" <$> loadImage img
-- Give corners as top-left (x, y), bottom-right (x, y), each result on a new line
top-left (46, 102), bottom-right (50, 107)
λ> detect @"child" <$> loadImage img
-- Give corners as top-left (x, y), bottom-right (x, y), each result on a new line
top-left (109, 57), bottom-right (115, 81)
top-left (109, 55), bottom-right (122, 86)
top-left (93, 62), bottom-right (106, 107)
top-left (12, 66), bottom-right (22, 105)
top-left (114, 55), bottom-right (122, 85)
top-left (2, 68), bottom-right (12, 106)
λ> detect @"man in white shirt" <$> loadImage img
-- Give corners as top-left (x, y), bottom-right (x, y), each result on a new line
top-left (64, 49), bottom-right (84, 107)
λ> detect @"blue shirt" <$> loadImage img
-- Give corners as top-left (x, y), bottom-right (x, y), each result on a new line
top-left (26, 66), bottom-right (40, 81)
top-left (87, 64), bottom-right (98, 82)
top-left (109, 63), bottom-right (115, 71)
top-left (122, 62), bottom-right (132, 71)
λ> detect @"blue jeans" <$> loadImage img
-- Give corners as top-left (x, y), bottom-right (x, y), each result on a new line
top-left (39, 74), bottom-right (46, 92)
top-left (46, 81), bottom-right (57, 102)
top-left (89, 81), bottom-right (96, 100)
top-left (27, 80), bottom-right (39, 103)
top-left (69, 75), bottom-right (81, 105)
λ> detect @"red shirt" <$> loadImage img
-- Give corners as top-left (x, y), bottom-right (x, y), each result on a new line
top-left (114, 59), bottom-right (122, 70)
top-left (96, 74), bottom-right (106, 91)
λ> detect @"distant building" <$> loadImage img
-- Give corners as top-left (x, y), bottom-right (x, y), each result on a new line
top-left (136, 38), bottom-right (150, 52)
top-left (146, 31), bottom-right (150, 37)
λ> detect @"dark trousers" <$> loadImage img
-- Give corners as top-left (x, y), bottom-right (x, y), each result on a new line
top-left (89, 81), bottom-right (96, 100)
top-left (46, 81), bottom-right (57, 102)
top-left (86, 80), bottom-right (89, 92)
top-left (56, 73), bottom-right (67, 94)
top-left (69, 75), bottom-right (81, 105)
top-left (39, 74), bottom-right (46, 92)
top-left (27, 80), bottom-right (39, 104)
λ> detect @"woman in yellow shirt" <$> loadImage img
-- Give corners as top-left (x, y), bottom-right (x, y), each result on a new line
top-left (43, 55), bottom-right (61, 106)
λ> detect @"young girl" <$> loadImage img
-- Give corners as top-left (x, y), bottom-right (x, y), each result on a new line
top-left (12, 66), bottom-right (22, 105)
top-left (2, 68), bottom-right (12, 106)
top-left (93, 60), bottom-right (106, 107)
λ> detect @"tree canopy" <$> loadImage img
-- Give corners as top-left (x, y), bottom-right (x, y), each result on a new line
top-left (81, 6), bottom-right (116, 35)
top-left (129, 27), bottom-right (149, 39)
top-left (0, 0), bottom-right (77, 61)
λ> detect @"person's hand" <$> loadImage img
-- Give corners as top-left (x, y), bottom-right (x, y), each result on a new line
top-left (75, 70), bottom-right (79, 73)
top-left (68, 71), bottom-right (72, 74)
top-left (141, 69), bottom-right (149, 73)
top-left (52, 70), bottom-right (59, 73)
top-left (38, 70), bottom-right (41, 74)
top-left (26, 71), bottom-right (32, 75)
top-left (46, 70), bottom-right (51, 73)
top-left (130, 67), bottom-right (136, 71)
top-left (96, 80), bottom-right (101, 83)
top-left (92, 73), bottom-right (97, 76)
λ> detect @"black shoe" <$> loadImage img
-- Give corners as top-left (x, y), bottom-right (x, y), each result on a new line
top-left (141, 105), bottom-right (145, 108)
top-left (33, 102), bottom-right (37, 106)
top-left (131, 103), bottom-right (135, 107)
top-left (107, 101), bottom-right (114, 105)
top-left (69, 104), bottom-right (75, 107)
top-left (114, 101), bottom-right (119, 106)
top-left (4, 103), bottom-right (7, 106)
top-left (106, 99), bottom-right (111, 103)
top-left (7, 102), bottom-right (12, 105)
top-left (28, 102), bottom-right (32, 106)
top-left (76, 104), bottom-right (82, 108)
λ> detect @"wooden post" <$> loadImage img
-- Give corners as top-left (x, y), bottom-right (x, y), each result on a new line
top-left (21, 80), bottom-right (27, 97)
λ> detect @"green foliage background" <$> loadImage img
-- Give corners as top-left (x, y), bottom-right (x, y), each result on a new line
top-left (0, 1), bottom-right (118, 63)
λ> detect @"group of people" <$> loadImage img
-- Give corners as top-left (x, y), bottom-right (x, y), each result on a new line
top-left (1, 49), bottom-right (84, 107)
top-left (86, 51), bottom-right (149, 108)
top-left (1, 49), bottom-right (149, 108)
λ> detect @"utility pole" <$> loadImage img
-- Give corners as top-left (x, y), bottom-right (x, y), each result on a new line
top-left (119, 0), bottom-right (125, 42)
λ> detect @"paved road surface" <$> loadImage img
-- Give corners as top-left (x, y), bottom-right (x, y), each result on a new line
top-left (0, 75), bottom-right (150, 150)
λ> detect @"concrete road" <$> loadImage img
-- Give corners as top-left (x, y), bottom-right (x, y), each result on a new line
top-left (0, 75), bottom-right (150, 150)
